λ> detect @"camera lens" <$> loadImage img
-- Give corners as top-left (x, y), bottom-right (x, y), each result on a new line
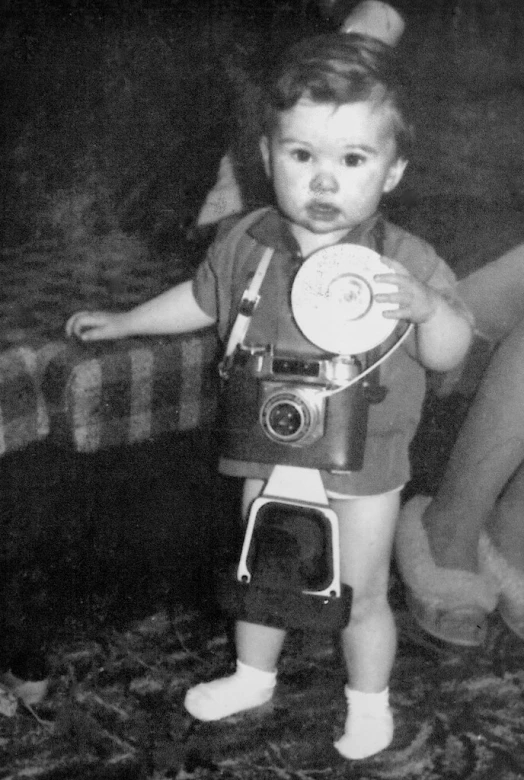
top-left (261, 392), bottom-right (312, 443)
top-left (268, 402), bottom-right (303, 438)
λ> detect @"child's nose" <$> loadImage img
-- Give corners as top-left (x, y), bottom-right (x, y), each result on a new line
top-left (310, 169), bottom-right (339, 194)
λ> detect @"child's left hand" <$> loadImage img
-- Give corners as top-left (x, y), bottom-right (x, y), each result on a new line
top-left (373, 259), bottom-right (439, 323)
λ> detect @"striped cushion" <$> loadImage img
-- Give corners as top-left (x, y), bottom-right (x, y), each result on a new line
top-left (0, 346), bottom-right (50, 455)
top-left (41, 330), bottom-right (218, 453)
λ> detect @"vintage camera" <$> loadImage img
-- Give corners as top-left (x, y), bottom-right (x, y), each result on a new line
top-left (219, 348), bottom-right (369, 472)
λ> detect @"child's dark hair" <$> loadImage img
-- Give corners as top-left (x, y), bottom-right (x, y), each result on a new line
top-left (263, 32), bottom-right (413, 159)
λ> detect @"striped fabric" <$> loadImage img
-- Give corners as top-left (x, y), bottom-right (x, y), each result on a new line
top-left (40, 330), bottom-right (219, 453)
top-left (0, 346), bottom-right (50, 455)
top-left (0, 241), bottom-right (222, 455)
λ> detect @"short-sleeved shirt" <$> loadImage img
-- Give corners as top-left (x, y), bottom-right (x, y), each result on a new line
top-left (193, 207), bottom-right (459, 495)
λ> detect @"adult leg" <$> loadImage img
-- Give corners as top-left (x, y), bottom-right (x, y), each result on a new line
top-left (333, 491), bottom-right (400, 759)
top-left (424, 249), bottom-right (524, 570)
top-left (397, 318), bottom-right (524, 645)
top-left (488, 465), bottom-right (524, 572)
top-left (480, 462), bottom-right (524, 639)
top-left (423, 319), bottom-right (524, 572)
top-left (184, 478), bottom-right (284, 720)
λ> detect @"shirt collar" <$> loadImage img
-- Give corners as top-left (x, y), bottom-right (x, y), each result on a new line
top-left (247, 206), bottom-right (382, 255)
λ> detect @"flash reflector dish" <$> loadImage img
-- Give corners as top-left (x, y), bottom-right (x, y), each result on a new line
top-left (291, 244), bottom-right (399, 354)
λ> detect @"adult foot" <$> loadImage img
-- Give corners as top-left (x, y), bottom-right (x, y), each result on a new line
top-left (480, 532), bottom-right (524, 641)
top-left (396, 495), bottom-right (499, 646)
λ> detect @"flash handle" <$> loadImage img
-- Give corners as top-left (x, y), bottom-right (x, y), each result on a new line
top-left (237, 466), bottom-right (343, 598)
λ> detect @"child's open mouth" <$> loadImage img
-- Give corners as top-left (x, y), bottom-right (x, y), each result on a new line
top-left (307, 202), bottom-right (340, 221)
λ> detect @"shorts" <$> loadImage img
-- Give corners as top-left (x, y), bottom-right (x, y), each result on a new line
top-left (326, 484), bottom-right (404, 500)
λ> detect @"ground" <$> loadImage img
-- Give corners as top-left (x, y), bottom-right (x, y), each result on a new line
top-left (3, 589), bottom-right (524, 779)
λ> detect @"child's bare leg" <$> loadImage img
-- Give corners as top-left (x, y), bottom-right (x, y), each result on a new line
top-left (184, 478), bottom-right (284, 720)
top-left (237, 478), bottom-right (287, 671)
top-left (338, 492), bottom-right (400, 690)
top-left (333, 491), bottom-right (400, 759)
top-left (236, 620), bottom-right (286, 671)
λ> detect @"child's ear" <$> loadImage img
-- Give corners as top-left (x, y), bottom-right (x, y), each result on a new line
top-left (383, 157), bottom-right (408, 193)
top-left (259, 136), bottom-right (272, 179)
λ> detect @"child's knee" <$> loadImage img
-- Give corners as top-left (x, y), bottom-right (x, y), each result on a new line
top-left (348, 590), bottom-right (390, 624)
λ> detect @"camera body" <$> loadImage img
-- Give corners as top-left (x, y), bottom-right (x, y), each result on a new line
top-left (219, 348), bottom-right (369, 472)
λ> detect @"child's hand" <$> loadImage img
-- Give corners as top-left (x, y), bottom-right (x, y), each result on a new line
top-left (373, 259), bottom-right (439, 323)
top-left (66, 310), bottom-right (128, 341)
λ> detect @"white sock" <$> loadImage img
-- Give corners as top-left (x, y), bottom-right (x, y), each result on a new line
top-left (334, 686), bottom-right (393, 760)
top-left (184, 660), bottom-right (277, 721)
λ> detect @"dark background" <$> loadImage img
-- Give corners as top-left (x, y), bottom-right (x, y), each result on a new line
top-left (2, 0), bottom-right (524, 652)
top-left (4, 0), bottom-right (524, 267)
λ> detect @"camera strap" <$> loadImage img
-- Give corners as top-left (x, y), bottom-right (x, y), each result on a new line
top-left (363, 345), bottom-right (389, 403)
top-left (219, 211), bottom-right (406, 387)
top-left (219, 246), bottom-right (275, 379)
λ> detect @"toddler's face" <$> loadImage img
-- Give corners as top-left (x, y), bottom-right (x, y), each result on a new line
top-left (260, 97), bottom-right (407, 248)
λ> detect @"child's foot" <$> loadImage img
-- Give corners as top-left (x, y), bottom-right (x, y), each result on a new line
top-left (184, 660), bottom-right (276, 721)
top-left (334, 686), bottom-right (393, 760)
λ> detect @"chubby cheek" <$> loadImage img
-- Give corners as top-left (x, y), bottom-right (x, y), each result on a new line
top-left (348, 169), bottom-right (388, 207)
top-left (273, 168), bottom-right (309, 204)
top-left (275, 158), bottom-right (303, 186)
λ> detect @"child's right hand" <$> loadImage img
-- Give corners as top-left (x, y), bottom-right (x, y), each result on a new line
top-left (66, 310), bottom-right (129, 342)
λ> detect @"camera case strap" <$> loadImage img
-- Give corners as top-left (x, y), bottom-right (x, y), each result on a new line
top-left (216, 465), bottom-right (353, 631)
top-left (219, 244), bottom-right (275, 380)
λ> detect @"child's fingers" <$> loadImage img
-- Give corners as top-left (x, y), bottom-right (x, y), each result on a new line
top-left (74, 325), bottom-right (103, 341)
top-left (374, 273), bottom-right (422, 306)
top-left (374, 280), bottom-right (418, 320)
top-left (374, 291), bottom-right (403, 304)
top-left (66, 311), bottom-right (109, 340)
top-left (374, 272), bottom-right (409, 287)
top-left (65, 311), bottom-right (89, 338)
top-left (380, 305), bottom-right (409, 320)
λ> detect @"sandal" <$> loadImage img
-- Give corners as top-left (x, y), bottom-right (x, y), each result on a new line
top-left (396, 496), bottom-right (499, 647)
top-left (479, 533), bottom-right (524, 641)
top-left (404, 587), bottom-right (489, 647)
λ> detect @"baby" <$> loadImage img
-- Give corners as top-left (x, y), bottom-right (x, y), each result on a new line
top-left (67, 32), bottom-right (472, 760)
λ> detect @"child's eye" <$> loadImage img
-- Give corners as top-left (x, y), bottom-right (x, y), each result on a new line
top-left (343, 153), bottom-right (365, 167)
top-left (292, 149), bottom-right (311, 162)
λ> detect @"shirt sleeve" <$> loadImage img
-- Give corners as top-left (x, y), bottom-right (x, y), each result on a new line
top-left (191, 221), bottom-right (242, 340)
top-left (385, 221), bottom-right (473, 315)
top-left (192, 246), bottom-right (220, 321)
top-left (393, 227), bottom-right (457, 289)
top-left (384, 223), bottom-right (476, 365)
